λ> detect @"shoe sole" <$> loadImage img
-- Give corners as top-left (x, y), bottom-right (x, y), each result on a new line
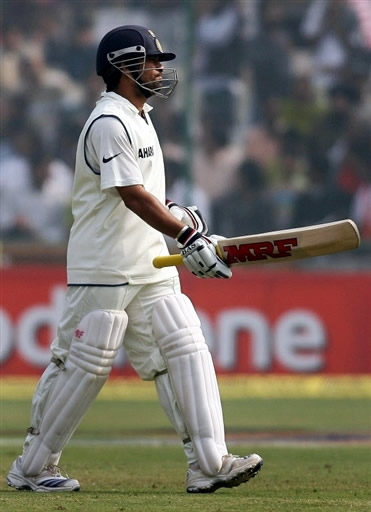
top-left (187, 459), bottom-right (263, 494)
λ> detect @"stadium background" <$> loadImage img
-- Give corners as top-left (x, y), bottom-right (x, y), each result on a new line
top-left (1, 0), bottom-right (371, 383)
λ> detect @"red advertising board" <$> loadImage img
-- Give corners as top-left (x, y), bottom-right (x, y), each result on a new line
top-left (1, 266), bottom-right (370, 375)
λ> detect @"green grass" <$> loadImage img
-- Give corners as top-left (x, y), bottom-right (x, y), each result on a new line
top-left (1, 383), bottom-right (370, 511)
top-left (1, 445), bottom-right (370, 511)
top-left (2, 398), bottom-right (370, 439)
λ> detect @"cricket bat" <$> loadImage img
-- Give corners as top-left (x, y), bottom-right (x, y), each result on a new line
top-left (153, 219), bottom-right (360, 269)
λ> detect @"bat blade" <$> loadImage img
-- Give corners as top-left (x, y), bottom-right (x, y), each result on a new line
top-left (218, 219), bottom-right (360, 266)
top-left (152, 219), bottom-right (360, 269)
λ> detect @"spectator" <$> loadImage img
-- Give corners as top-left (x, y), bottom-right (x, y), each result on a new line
top-left (165, 158), bottom-right (211, 253)
top-left (193, 116), bottom-right (244, 201)
top-left (309, 81), bottom-right (361, 173)
top-left (273, 73), bottom-right (326, 140)
top-left (1, 153), bottom-right (74, 244)
top-left (195, 0), bottom-right (246, 138)
top-left (18, 153), bottom-right (74, 243)
top-left (351, 171), bottom-right (371, 242)
top-left (266, 129), bottom-right (308, 229)
top-left (0, 127), bottom-right (36, 239)
top-left (0, 26), bottom-right (26, 93)
top-left (300, 0), bottom-right (361, 91)
top-left (211, 159), bottom-right (274, 236)
top-left (291, 155), bottom-right (346, 227)
top-left (245, 0), bottom-right (294, 122)
top-left (341, 129), bottom-right (371, 240)
top-left (61, 17), bottom-right (97, 82)
top-left (166, 158), bottom-right (211, 224)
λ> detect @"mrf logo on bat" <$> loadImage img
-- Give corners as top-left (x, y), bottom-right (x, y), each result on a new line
top-left (222, 237), bottom-right (298, 264)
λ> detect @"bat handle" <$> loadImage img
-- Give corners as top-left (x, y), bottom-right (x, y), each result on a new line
top-left (153, 254), bottom-right (184, 268)
top-left (153, 244), bottom-right (225, 269)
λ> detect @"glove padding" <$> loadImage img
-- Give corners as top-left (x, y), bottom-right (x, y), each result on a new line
top-left (167, 200), bottom-right (208, 235)
top-left (176, 227), bottom-right (232, 279)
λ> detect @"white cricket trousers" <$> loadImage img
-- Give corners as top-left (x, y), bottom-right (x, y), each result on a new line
top-left (51, 276), bottom-right (182, 380)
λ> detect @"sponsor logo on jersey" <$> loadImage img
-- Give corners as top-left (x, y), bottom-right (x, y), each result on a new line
top-left (222, 237), bottom-right (298, 264)
top-left (102, 152), bottom-right (122, 163)
top-left (138, 146), bottom-right (154, 158)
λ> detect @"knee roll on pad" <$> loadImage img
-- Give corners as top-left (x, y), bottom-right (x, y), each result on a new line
top-left (153, 294), bottom-right (227, 476)
top-left (21, 309), bottom-right (128, 476)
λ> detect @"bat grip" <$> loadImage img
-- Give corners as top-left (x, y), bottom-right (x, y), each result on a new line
top-left (153, 254), bottom-right (184, 268)
top-left (153, 243), bottom-right (224, 269)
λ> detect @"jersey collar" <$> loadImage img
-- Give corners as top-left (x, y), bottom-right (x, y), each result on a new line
top-left (100, 91), bottom-right (153, 113)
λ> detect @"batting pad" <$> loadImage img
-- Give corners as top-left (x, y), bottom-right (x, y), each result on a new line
top-left (153, 294), bottom-right (227, 476)
top-left (21, 309), bottom-right (128, 476)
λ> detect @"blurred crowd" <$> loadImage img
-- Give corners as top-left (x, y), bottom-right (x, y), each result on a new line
top-left (1, 0), bottom-right (370, 265)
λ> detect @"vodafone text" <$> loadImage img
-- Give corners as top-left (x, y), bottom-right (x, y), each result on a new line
top-left (0, 286), bottom-right (326, 373)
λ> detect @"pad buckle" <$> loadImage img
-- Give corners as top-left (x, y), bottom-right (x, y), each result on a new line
top-left (51, 356), bottom-right (65, 369)
top-left (26, 426), bottom-right (40, 435)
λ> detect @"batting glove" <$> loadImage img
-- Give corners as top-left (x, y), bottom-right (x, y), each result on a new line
top-left (176, 226), bottom-right (232, 279)
top-left (167, 200), bottom-right (208, 235)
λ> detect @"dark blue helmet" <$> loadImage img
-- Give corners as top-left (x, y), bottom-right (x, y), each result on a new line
top-left (96, 25), bottom-right (177, 98)
top-left (96, 25), bottom-right (176, 76)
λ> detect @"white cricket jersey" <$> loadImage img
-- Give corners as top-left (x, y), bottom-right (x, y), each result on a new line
top-left (67, 91), bottom-right (178, 285)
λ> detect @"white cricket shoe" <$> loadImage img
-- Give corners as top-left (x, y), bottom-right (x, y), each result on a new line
top-left (7, 456), bottom-right (80, 492)
top-left (186, 453), bottom-right (263, 493)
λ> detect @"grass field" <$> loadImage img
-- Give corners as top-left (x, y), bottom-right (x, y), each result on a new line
top-left (1, 377), bottom-right (370, 511)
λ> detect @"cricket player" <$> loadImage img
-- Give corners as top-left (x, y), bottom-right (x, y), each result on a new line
top-left (7, 25), bottom-right (263, 493)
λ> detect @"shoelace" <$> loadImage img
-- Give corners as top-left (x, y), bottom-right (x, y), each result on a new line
top-left (44, 464), bottom-right (69, 479)
top-left (223, 454), bottom-right (241, 459)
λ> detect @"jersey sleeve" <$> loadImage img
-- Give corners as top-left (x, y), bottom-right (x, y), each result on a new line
top-left (86, 115), bottom-right (144, 191)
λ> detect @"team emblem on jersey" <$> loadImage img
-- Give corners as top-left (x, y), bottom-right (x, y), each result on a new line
top-left (138, 145), bottom-right (154, 158)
